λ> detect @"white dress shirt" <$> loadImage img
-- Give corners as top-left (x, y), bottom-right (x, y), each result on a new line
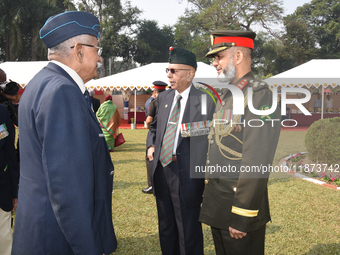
top-left (168, 85), bottom-right (192, 154)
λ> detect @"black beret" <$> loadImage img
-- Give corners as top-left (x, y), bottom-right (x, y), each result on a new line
top-left (40, 11), bottom-right (100, 48)
top-left (206, 30), bottom-right (256, 58)
top-left (168, 47), bottom-right (197, 70)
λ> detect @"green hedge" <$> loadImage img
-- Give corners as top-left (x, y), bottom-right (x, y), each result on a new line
top-left (305, 117), bottom-right (340, 164)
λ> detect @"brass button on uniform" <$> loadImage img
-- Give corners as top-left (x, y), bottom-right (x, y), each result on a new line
top-left (205, 179), bottom-right (209, 185)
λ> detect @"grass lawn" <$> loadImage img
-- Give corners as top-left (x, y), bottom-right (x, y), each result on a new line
top-left (110, 129), bottom-right (340, 254)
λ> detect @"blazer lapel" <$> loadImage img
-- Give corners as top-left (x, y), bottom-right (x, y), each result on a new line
top-left (159, 89), bottom-right (175, 137)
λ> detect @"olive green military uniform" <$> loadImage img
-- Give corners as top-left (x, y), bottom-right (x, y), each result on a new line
top-left (199, 72), bottom-right (281, 254)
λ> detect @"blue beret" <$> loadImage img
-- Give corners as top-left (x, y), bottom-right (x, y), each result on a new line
top-left (40, 11), bottom-right (100, 48)
top-left (168, 46), bottom-right (197, 70)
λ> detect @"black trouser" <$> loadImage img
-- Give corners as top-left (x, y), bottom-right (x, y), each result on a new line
top-left (211, 224), bottom-right (266, 255)
top-left (154, 160), bottom-right (203, 255)
top-left (145, 151), bottom-right (151, 187)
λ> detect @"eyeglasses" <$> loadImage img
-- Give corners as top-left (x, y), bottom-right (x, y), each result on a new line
top-left (70, 44), bottom-right (103, 56)
top-left (166, 68), bottom-right (190, 74)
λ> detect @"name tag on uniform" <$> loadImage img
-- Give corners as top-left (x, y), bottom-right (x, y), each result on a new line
top-left (0, 123), bottom-right (9, 140)
top-left (181, 121), bottom-right (211, 137)
top-left (99, 133), bottom-right (105, 137)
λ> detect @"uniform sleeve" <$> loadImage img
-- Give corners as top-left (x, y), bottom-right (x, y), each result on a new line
top-left (146, 97), bottom-right (159, 149)
top-left (147, 100), bottom-right (157, 118)
top-left (35, 85), bottom-right (103, 254)
top-left (230, 87), bottom-right (281, 232)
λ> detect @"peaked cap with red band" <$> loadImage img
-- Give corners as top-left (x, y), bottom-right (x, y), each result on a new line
top-left (206, 30), bottom-right (256, 58)
top-left (152, 80), bottom-right (168, 90)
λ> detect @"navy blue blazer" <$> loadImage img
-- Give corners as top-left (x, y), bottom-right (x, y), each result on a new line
top-left (12, 63), bottom-right (117, 255)
top-left (147, 86), bottom-right (215, 208)
top-left (0, 104), bottom-right (19, 212)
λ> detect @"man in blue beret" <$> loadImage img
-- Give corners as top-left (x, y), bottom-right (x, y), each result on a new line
top-left (147, 47), bottom-right (215, 255)
top-left (12, 11), bottom-right (117, 255)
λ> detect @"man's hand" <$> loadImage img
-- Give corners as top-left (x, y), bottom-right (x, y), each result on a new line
top-left (12, 198), bottom-right (18, 211)
top-left (229, 227), bottom-right (247, 239)
top-left (147, 146), bottom-right (155, 161)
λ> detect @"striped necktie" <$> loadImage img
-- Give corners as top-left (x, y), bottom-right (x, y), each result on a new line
top-left (160, 94), bottom-right (182, 167)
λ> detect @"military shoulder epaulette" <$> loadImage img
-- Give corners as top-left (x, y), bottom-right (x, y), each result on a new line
top-left (249, 80), bottom-right (271, 92)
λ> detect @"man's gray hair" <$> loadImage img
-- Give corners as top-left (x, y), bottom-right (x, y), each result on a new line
top-left (47, 34), bottom-right (93, 60)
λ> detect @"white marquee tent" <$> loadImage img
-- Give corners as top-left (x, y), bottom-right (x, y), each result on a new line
top-left (264, 59), bottom-right (340, 88)
top-left (0, 61), bottom-right (49, 88)
top-left (86, 62), bottom-right (217, 90)
top-left (264, 59), bottom-right (340, 119)
top-left (0, 61), bottom-right (217, 90)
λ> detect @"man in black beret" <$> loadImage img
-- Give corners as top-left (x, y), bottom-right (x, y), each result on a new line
top-left (147, 47), bottom-right (215, 255)
top-left (142, 80), bottom-right (167, 194)
top-left (12, 11), bottom-right (117, 255)
top-left (199, 30), bottom-right (281, 255)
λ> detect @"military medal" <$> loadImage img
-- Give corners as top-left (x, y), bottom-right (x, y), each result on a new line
top-left (181, 120), bottom-right (211, 137)
top-left (0, 123), bottom-right (9, 140)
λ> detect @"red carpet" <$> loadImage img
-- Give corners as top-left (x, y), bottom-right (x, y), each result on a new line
top-left (120, 119), bottom-right (147, 129)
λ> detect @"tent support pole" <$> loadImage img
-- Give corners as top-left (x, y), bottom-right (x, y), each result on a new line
top-left (134, 90), bottom-right (136, 127)
top-left (321, 86), bottom-right (324, 119)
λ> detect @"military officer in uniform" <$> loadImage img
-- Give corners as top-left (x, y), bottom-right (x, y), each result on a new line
top-left (199, 30), bottom-right (281, 255)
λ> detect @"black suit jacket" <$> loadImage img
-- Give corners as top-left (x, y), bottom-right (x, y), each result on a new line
top-left (147, 85), bottom-right (215, 208)
top-left (91, 96), bottom-right (101, 113)
top-left (0, 104), bottom-right (19, 212)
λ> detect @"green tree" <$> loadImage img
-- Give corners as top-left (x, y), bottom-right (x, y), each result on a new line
top-left (290, 0), bottom-right (340, 59)
top-left (0, 0), bottom-right (63, 61)
top-left (134, 20), bottom-right (175, 65)
top-left (100, 0), bottom-right (141, 75)
top-left (252, 32), bottom-right (295, 78)
top-left (175, 0), bottom-right (284, 62)
top-left (282, 12), bottom-right (317, 65)
top-left (75, 0), bottom-right (142, 75)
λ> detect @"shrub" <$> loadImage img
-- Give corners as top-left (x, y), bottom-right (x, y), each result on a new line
top-left (305, 117), bottom-right (340, 165)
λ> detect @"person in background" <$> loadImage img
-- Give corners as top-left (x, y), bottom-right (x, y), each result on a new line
top-left (145, 90), bottom-right (155, 118)
top-left (313, 93), bottom-right (322, 112)
top-left (0, 104), bottom-right (19, 255)
top-left (325, 94), bottom-right (334, 111)
top-left (89, 88), bottom-right (100, 113)
top-left (12, 11), bottom-right (117, 255)
top-left (142, 81), bottom-right (167, 194)
top-left (0, 69), bottom-right (20, 167)
top-left (96, 95), bottom-right (122, 152)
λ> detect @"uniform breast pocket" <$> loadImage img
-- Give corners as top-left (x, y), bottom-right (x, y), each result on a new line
top-left (217, 178), bottom-right (238, 194)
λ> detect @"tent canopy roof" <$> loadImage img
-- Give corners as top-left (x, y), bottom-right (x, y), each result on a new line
top-left (264, 59), bottom-right (340, 88)
top-left (0, 61), bottom-right (218, 91)
top-left (86, 62), bottom-right (217, 90)
top-left (0, 61), bottom-right (49, 88)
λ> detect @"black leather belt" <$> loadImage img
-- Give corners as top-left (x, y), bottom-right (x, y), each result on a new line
top-left (172, 155), bottom-right (177, 162)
